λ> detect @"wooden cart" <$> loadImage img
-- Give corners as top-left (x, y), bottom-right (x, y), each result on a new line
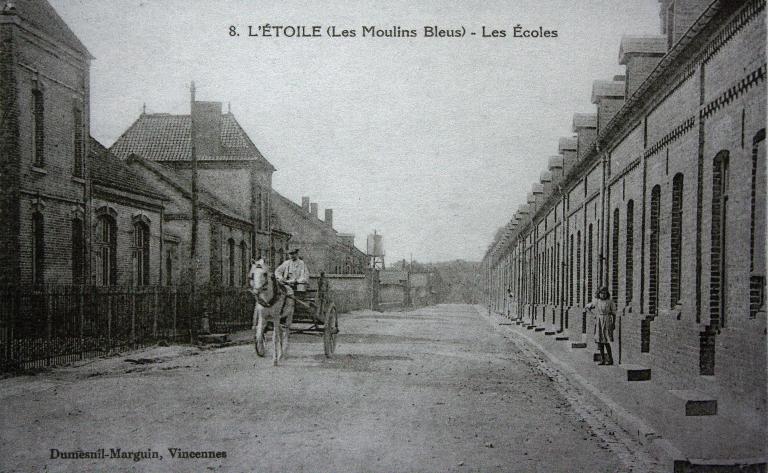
top-left (255, 273), bottom-right (338, 358)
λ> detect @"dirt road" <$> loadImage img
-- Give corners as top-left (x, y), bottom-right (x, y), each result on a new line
top-left (0, 305), bottom-right (656, 472)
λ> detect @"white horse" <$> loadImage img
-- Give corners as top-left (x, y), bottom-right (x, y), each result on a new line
top-left (249, 260), bottom-right (294, 366)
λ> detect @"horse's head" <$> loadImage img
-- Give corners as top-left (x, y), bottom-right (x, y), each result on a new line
top-left (249, 259), bottom-right (270, 293)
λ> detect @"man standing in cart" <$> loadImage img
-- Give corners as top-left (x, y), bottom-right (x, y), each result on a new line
top-left (275, 248), bottom-right (309, 327)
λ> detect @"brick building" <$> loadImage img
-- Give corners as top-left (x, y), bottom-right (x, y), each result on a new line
top-left (271, 193), bottom-right (366, 275)
top-left (482, 0), bottom-right (765, 419)
top-left (0, 0), bottom-right (92, 286)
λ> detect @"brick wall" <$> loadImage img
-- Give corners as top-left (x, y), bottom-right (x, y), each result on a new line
top-left (487, 1), bottom-right (767, 409)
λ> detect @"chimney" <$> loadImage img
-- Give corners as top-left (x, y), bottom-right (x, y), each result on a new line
top-left (591, 79), bottom-right (625, 134)
top-left (540, 170), bottom-right (553, 197)
top-left (191, 101), bottom-right (222, 158)
top-left (310, 203), bottom-right (318, 218)
top-left (325, 209), bottom-right (333, 227)
top-left (619, 35), bottom-right (667, 99)
top-left (301, 196), bottom-right (310, 213)
top-left (660, 0), bottom-right (711, 50)
top-left (548, 156), bottom-right (564, 184)
top-left (558, 137), bottom-right (578, 174)
top-left (572, 113), bottom-right (597, 162)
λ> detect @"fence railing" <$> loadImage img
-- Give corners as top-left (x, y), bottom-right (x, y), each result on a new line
top-left (0, 285), bottom-right (255, 371)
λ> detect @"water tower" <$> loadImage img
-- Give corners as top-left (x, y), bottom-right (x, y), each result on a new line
top-left (366, 231), bottom-right (385, 270)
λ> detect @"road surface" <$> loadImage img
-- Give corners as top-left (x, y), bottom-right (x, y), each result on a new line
top-left (0, 304), bottom-right (660, 472)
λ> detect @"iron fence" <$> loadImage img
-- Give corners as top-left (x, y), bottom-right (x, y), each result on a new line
top-left (0, 285), bottom-right (255, 371)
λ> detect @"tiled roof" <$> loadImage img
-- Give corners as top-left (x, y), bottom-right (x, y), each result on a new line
top-left (89, 137), bottom-right (166, 201)
top-left (572, 113), bottom-right (597, 131)
top-left (271, 190), bottom-right (333, 231)
top-left (619, 35), bottom-right (668, 64)
top-left (14, 0), bottom-right (91, 57)
top-left (591, 80), bottom-right (625, 103)
top-left (111, 113), bottom-right (274, 169)
top-left (126, 154), bottom-right (251, 223)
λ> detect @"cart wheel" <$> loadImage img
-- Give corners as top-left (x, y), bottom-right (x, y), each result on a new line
top-left (255, 332), bottom-right (265, 357)
top-left (323, 303), bottom-right (338, 358)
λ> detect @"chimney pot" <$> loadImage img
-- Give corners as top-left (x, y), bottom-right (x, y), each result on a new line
top-left (301, 196), bottom-right (310, 212)
top-left (325, 209), bottom-right (334, 227)
top-left (310, 203), bottom-right (318, 218)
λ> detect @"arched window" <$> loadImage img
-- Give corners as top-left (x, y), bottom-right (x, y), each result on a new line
top-left (588, 224), bottom-right (594, 301)
top-left (576, 230), bottom-right (582, 305)
top-left (750, 130), bottom-right (766, 318)
top-left (569, 234), bottom-right (574, 306)
top-left (611, 208), bottom-right (620, 303)
top-left (649, 185), bottom-right (661, 315)
top-left (240, 241), bottom-right (248, 286)
top-left (133, 221), bottom-right (150, 286)
top-left (32, 88), bottom-right (44, 167)
top-left (228, 238), bottom-right (235, 287)
top-left (165, 249), bottom-right (173, 286)
top-left (96, 214), bottom-right (117, 286)
top-left (73, 106), bottom-right (84, 177)
top-left (710, 151), bottom-right (730, 328)
top-left (670, 173), bottom-right (684, 307)
top-left (72, 217), bottom-right (85, 284)
top-left (32, 212), bottom-right (44, 285)
top-left (625, 200), bottom-right (634, 303)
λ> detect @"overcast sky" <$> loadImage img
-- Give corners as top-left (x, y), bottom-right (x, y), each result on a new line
top-left (52, 0), bottom-right (660, 263)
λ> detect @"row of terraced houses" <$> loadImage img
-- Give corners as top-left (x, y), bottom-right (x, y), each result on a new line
top-left (480, 0), bottom-right (766, 428)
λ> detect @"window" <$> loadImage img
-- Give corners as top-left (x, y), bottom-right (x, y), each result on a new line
top-left (73, 107), bottom-right (84, 177)
top-left (588, 224), bottom-right (594, 301)
top-left (649, 185), bottom-right (661, 315)
top-left (165, 249), bottom-right (173, 286)
top-left (32, 89), bottom-right (44, 167)
top-left (569, 234), bottom-right (574, 306)
top-left (576, 230), bottom-right (581, 305)
top-left (670, 174), bottom-right (684, 307)
top-left (96, 215), bottom-right (117, 286)
top-left (612, 209), bottom-right (619, 303)
top-left (240, 241), bottom-right (248, 286)
top-left (32, 212), bottom-right (44, 285)
top-left (228, 238), bottom-right (235, 286)
top-left (625, 200), bottom-right (634, 303)
top-left (72, 218), bottom-right (85, 284)
top-left (750, 131), bottom-right (766, 318)
top-left (710, 152), bottom-right (730, 328)
top-left (134, 222), bottom-right (150, 286)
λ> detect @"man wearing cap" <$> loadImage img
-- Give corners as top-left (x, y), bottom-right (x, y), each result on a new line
top-left (275, 248), bottom-right (309, 291)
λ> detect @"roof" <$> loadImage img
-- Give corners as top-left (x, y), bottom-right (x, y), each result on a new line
top-left (540, 170), bottom-right (553, 182)
top-left (572, 113), bottom-right (597, 131)
top-left (379, 270), bottom-right (407, 285)
top-left (271, 190), bottom-right (335, 231)
top-left (558, 136), bottom-right (578, 152)
top-left (619, 35), bottom-right (668, 64)
top-left (126, 154), bottom-right (251, 223)
top-left (89, 137), bottom-right (167, 201)
top-left (12, 0), bottom-right (92, 58)
top-left (591, 80), bottom-right (625, 103)
top-left (111, 112), bottom-right (274, 169)
top-left (548, 155), bottom-right (564, 170)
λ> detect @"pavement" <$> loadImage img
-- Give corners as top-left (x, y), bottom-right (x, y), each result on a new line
top-left (0, 304), bottom-right (666, 473)
top-left (481, 307), bottom-right (767, 473)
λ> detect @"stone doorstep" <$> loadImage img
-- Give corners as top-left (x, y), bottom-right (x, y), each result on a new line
top-left (197, 333), bottom-right (230, 344)
top-left (620, 363), bottom-right (652, 381)
top-left (571, 342), bottom-right (587, 348)
top-left (668, 389), bottom-right (718, 416)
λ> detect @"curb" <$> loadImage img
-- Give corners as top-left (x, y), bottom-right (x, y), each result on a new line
top-left (476, 306), bottom-right (684, 471)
